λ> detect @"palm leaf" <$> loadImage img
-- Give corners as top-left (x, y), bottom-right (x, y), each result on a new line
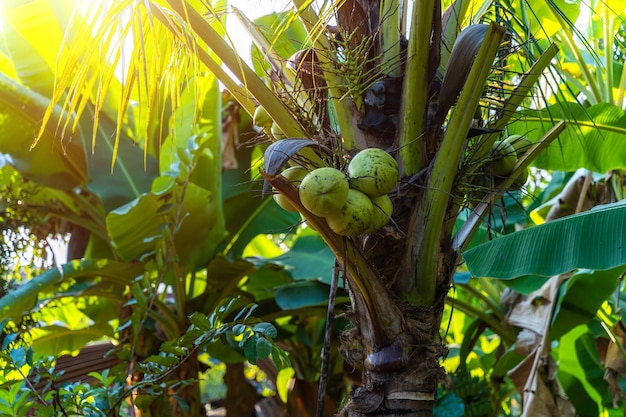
top-left (0, 0), bottom-right (158, 209)
top-left (165, 0), bottom-right (307, 136)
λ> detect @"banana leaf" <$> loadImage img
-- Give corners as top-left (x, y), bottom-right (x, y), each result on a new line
top-left (509, 103), bottom-right (626, 173)
top-left (463, 200), bottom-right (626, 279)
top-left (0, 72), bottom-right (87, 190)
top-left (0, 259), bottom-right (144, 322)
top-left (106, 180), bottom-right (220, 268)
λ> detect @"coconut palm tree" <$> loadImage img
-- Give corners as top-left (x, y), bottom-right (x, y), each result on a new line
top-left (8, 0), bottom-right (626, 415)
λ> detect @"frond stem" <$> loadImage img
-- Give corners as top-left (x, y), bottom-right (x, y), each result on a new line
top-left (164, 0), bottom-right (307, 138)
top-left (409, 23), bottom-right (506, 307)
top-left (397, 0), bottom-right (436, 175)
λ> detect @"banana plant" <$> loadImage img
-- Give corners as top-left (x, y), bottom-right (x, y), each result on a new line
top-left (458, 1), bottom-right (626, 413)
top-left (0, 2), bottom-right (287, 415)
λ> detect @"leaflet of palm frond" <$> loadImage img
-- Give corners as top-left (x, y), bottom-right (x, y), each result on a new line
top-left (465, 126), bottom-right (500, 139)
top-left (432, 24), bottom-right (489, 132)
top-left (288, 49), bottom-right (330, 129)
top-left (336, 0), bottom-right (370, 49)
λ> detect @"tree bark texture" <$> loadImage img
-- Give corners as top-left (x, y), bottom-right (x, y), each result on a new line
top-left (340, 279), bottom-right (451, 417)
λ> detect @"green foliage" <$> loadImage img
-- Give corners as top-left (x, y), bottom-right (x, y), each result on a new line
top-left (434, 390), bottom-right (464, 417)
top-left (0, 345), bottom-right (127, 417)
top-left (3, 0), bottom-right (626, 416)
top-left (0, 300), bottom-right (288, 416)
top-left (272, 233), bottom-right (335, 283)
top-left (463, 201), bottom-right (626, 279)
top-left (510, 103), bottom-right (626, 173)
top-left (0, 165), bottom-right (59, 283)
top-left (551, 268), bottom-right (622, 339)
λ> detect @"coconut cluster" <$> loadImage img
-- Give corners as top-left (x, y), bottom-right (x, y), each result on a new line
top-left (273, 148), bottom-right (399, 236)
top-left (253, 106), bottom-right (287, 139)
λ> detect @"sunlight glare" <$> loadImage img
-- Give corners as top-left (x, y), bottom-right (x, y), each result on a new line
top-left (226, 0), bottom-right (294, 65)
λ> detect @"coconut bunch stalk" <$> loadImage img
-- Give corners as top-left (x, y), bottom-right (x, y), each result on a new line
top-left (453, 121), bottom-right (566, 251)
top-left (262, 169), bottom-right (404, 349)
top-left (449, 43), bottom-right (564, 250)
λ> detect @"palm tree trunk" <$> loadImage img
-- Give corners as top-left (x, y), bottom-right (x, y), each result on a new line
top-left (339, 233), bottom-right (459, 417)
top-left (340, 280), bottom-right (451, 417)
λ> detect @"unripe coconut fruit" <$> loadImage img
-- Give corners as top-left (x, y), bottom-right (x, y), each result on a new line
top-left (273, 166), bottom-right (310, 212)
top-left (299, 167), bottom-right (349, 217)
top-left (366, 194), bottom-right (393, 233)
top-left (504, 135), bottom-right (532, 156)
top-left (510, 167), bottom-right (530, 190)
top-left (271, 121), bottom-right (286, 139)
top-left (348, 148), bottom-right (399, 197)
top-left (326, 189), bottom-right (374, 236)
top-left (253, 106), bottom-right (273, 128)
top-left (487, 141), bottom-right (517, 177)
top-left (300, 214), bottom-right (316, 231)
